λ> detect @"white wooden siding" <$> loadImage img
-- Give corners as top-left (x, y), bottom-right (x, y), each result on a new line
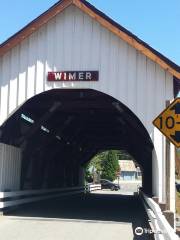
top-left (0, 5), bottom-right (175, 202)
top-left (0, 143), bottom-right (21, 191)
top-left (0, 5), bottom-right (174, 128)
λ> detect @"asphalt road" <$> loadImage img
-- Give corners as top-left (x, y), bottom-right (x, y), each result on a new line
top-left (0, 191), bottom-right (153, 240)
top-left (117, 180), bottom-right (142, 194)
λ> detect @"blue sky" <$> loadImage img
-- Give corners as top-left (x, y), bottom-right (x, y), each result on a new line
top-left (0, 0), bottom-right (179, 65)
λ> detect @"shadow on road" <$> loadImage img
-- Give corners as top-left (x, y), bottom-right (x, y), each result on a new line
top-left (5, 192), bottom-right (154, 240)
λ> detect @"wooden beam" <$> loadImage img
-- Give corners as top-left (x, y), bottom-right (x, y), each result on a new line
top-left (0, 0), bottom-right (178, 79)
top-left (165, 100), bottom-right (171, 210)
top-left (19, 102), bottom-right (61, 147)
top-left (73, 0), bottom-right (180, 79)
top-left (26, 115), bottom-right (75, 154)
top-left (0, 0), bottom-right (73, 57)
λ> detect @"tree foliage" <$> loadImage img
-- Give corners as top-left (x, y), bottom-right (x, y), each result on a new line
top-left (85, 150), bottom-right (121, 182)
top-left (101, 150), bottom-right (120, 181)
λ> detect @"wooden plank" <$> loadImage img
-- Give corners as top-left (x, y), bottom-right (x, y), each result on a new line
top-left (0, 0), bottom-right (73, 57)
top-left (19, 102), bottom-right (61, 146)
top-left (0, 188), bottom-right (84, 209)
top-left (44, 19), bottom-right (54, 91)
top-left (9, 47), bottom-right (19, 113)
top-left (18, 40), bottom-right (28, 105)
top-left (142, 192), bottom-right (177, 240)
top-left (35, 26), bottom-right (46, 94)
top-left (27, 33), bottom-right (36, 99)
top-left (90, 19), bottom-right (101, 69)
top-left (0, 0), bottom-right (179, 80)
top-left (0, 0), bottom-right (178, 79)
top-left (0, 53), bottom-right (10, 125)
top-left (55, 8), bottom-right (65, 71)
top-left (136, 53), bottom-right (146, 125)
top-left (146, 59), bottom-right (156, 135)
top-left (0, 186), bottom-right (83, 198)
top-left (99, 27), bottom-right (110, 93)
top-left (166, 100), bottom-right (171, 210)
top-left (73, 0), bottom-right (180, 79)
top-left (127, 46), bottom-right (137, 112)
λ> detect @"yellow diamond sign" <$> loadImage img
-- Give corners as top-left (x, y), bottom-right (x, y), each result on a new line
top-left (153, 98), bottom-right (180, 148)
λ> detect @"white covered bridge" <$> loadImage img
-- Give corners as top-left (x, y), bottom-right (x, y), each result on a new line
top-left (0, 0), bottom-right (179, 237)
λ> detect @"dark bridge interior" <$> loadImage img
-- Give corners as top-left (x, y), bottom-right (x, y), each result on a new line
top-left (0, 89), bottom-right (154, 194)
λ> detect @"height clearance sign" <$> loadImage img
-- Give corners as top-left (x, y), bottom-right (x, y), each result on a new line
top-left (153, 98), bottom-right (180, 148)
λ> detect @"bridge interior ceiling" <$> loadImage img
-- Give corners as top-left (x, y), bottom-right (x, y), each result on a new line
top-left (0, 89), bottom-right (153, 194)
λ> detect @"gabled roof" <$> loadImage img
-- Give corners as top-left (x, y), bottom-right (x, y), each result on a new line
top-left (0, 0), bottom-right (180, 79)
top-left (119, 160), bottom-right (137, 172)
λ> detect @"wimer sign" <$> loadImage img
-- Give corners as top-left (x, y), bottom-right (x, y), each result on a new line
top-left (48, 71), bottom-right (99, 81)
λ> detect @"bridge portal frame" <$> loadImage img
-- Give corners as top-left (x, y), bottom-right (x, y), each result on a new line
top-left (0, 0), bottom-right (177, 214)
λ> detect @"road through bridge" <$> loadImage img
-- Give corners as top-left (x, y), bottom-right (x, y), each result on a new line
top-left (0, 191), bottom-right (152, 240)
top-left (0, 0), bottom-right (179, 238)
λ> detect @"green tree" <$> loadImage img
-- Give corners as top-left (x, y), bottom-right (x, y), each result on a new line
top-left (101, 150), bottom-right (120, 181)
top-left (85, 152), bottom-right (106, 182)
top-left (85, 150), bottom-right (122, 182)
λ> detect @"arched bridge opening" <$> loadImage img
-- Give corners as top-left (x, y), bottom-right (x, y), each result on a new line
top-left (0, 89), bottom-right (154, 195)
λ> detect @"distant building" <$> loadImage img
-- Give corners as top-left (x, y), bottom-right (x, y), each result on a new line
top-left (119, 160), bottom-right (141, 180)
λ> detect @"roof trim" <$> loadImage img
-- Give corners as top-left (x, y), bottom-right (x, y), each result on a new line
top-left (74, 0), bottom-right (180, 79)
top-left (0, 0), bottom-right (180, 79)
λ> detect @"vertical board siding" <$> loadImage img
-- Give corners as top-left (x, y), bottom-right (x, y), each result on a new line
top-left (0, 53), bottom-right (10, 125)
top-left (137, 53), bottom-right (146, 127)
top-left (9, 46), bottom-right (19, 113)
top-left (90, 20), bottom-right (101, 70)
top-left (72, 7), bottom-right (82, 70)
top-left (99, 27), bottom-right (110, 94)
top-left (153, 64), bottom-right (167, 202)
top-left (127, 46), bottom-right (137, 113)
top-left (27, 33), bottom-right (36, 99)
top-left (146, 59), bottom-right (156, 137)
top-left (55, 10), bottom-right (65, 89)
top-left (36, 26), bottom-right (46, 94)
top-left (108, 34), bottom-right (119, 99)
top-left (0, 5), bottom-right (174, 131)
top-left (116, 39), bottom-right (128, 103)
top-left (45, 19), bottom-right (55, 91)
top-left (18, 40), bottom-right (28, 105)
top-left (0, 5), bottom-right (174, 200)
top-left (80, 12), bottom-right (92, 69)
top-left (165, 72), bottom-right (174, 100)
top-left (63, 6), bottom-right (74, 70)
top-left (0, 143), bottom-right (21, 191)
